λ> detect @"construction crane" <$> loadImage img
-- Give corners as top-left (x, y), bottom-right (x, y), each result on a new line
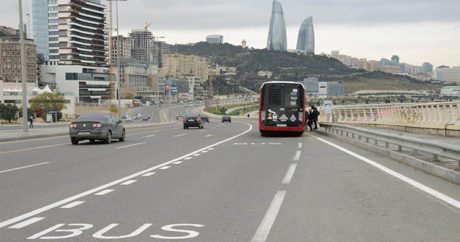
top-left (145, 22), bottom-right (151, 31)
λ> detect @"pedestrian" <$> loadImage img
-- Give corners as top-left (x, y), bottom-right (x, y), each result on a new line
top-left (306, 108), bottom-right (314, 131)
top-left (29, 115), bottom-right (34, 128)
top-left (311, 105), bottom-right (320, 130)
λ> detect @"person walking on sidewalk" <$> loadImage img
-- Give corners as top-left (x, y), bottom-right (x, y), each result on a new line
top-left (29, 115), bottom-right (34, 128)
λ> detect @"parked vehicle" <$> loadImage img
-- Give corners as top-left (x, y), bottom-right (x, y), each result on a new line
top-left (69, 113), bottom-right (125, 145)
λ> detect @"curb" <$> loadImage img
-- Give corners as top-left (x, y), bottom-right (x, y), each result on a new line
top-left (316, 129), bottom-right (460, 185)
top-left (0, 122), bottom-right (178, 143)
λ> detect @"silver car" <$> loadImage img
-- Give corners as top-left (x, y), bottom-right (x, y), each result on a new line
top-left (69, 113), bottom-right (126, 145)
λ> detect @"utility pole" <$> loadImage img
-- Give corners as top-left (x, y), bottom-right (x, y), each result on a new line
top-left (107, 0), bottom-right (127, 116)
top-left (18, 0), bottom-right (28, 133)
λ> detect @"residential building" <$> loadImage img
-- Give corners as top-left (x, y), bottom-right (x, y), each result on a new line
top-left (116, 59), bottom-right (158, 92)
top-left (422, 62), bottom-right (433, 74)
top-left (129, 29), bottom-right (155, 63)
top-left (206, 35), bottom-right (223, 44)
top-left (110, 35), bottom-right (132, 64)
top-left (267, 0), bottom-right (287, 51)
top-left (434, 67), bottom-right (460, 83)
top-left (296, 16), bottom-right (315, 54)
top-left (391, 55), bottom-right (400, 65)
top-left (160, 54), bottom-right (208, 82)
top-left (0, 36), bottom-right (37, 83)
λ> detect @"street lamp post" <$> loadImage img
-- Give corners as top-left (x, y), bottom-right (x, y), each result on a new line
top-left (18, 0), bottom-right (28, 133)
top-left (108, 0), bottom-right (127, 116)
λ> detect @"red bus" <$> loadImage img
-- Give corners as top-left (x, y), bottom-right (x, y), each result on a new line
top-left (259, 81), bottom-right (307, 136)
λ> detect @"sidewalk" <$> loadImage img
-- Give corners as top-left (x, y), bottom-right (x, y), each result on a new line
top-left (0, 121), bottom-right (177, 142)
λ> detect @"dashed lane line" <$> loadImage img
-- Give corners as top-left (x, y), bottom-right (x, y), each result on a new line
top-left (142, 172), bottom-right (155, 177)
top-left (94, 189), bottom-right (114, 196)
top-left (120, 180), bottom-right (137, 185)
top-left (173, 134), bottom-right (187, 138)
top-left (0, 144), bottom-right (67, 155)
top-left (293, 150), bottom-right (301, 161)
top-left (160, 166), bottom-right (171, 170)
top-left (0, 122), bottom-right (253, 229)
top-left (316, 137), bottom-right (460, 209)
top-left (297, 142), bottom-right (302, 149)
top-left (251, 191), bottom-right (287, 242)
top-left (282, 163), bottom-right (298, 185)
top-left (0, 162), bottom-right (49, 174)
top-left (60, 201), bottom-right (85, 209)
top-left (173, 161), bottom-right (183, 165)
top-left (116, 142), bottom-right (146, 149)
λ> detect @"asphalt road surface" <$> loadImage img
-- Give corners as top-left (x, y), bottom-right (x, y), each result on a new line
top-left (0, 118), bottom-right (459, 241)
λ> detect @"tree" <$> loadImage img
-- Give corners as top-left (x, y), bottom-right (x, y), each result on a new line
top-left (30, 92), bottom-right (65, 120)
top-left (0, 104), bottom-right (19, 123)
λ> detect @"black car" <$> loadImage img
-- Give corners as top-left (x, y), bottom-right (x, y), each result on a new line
top-left (222, 115), bottom-right (232, 123)
top-left (69, 113), bottom-right (125, 145)
top-left (183, 116), bottom-right (204, 129)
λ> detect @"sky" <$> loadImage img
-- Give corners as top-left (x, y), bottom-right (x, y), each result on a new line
top-left (2, 0), bottom-right (459, 67)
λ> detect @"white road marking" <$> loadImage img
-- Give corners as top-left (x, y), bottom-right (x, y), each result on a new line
top-left (208, 148), bottom-right (215, 150)
top-left (234, 143), bottom-right (248, 146)
top-left (185, 157), bottom-right (193, 160)
top-left (160, 166), bottom-right (171, 170)
top-left (0, 144), bottom-right (66, 155)
top-left (293, 150), bottom-right (301, 161)
top-left (268, 143), bottom-right (282, 145)
top-left (9, 217), bottom-right (45, 229)
top-left (282, 163), bottom-right (298, 185)
top-left (0, 123), bottom-right (253, 229)
top-left (202, 150), bottom-right (208, 153)
top-left (173, 134), bottom-right (187, 138)
top-left (297, 142), bottom-right (302, 149)
top-left (116, 142), bottom-right (146, 149)
top-left (0, 162), bottom-right (49, 174)
top-left (142, 134), bottom-right (156, 138)
top-left (94, 189), bottom-right (114, 196)
top-left (142, 172), bottom-right (155, 177)
top-left (193, 154), bottom-right (200, 157)
top-left (60, 201), bottom-right (85, 209)
top-left (205, 134), bottom-right (213, 138)
top-left (121, 180), bottom-right (137, 185)
top-left (316, 137), bottom-right (460, 209)
top-left (251, 191), bottom-right (287, 242)
top-left (173, 161), bottom-right (183, 165)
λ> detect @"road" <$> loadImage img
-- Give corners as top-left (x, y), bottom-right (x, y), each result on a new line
top-left (0, 117), bottom-right (459, 241)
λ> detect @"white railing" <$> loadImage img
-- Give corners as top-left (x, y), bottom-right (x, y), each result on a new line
top-left (320, 101), bottom-right (460, 131)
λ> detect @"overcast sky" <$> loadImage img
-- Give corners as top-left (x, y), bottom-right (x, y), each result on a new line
top-left (2, 0), bottom-right (460, 67)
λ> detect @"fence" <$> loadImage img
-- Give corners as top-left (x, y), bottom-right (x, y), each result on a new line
top-left (320, 101), bottom-right (460, 136)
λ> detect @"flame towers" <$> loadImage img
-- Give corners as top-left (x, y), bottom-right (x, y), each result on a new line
top-left (296, 17), bottom-right (315, 54)
top-left (267, 0), bottom-right (287, 51)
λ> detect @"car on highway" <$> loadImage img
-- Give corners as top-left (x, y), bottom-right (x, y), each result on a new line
top-left (222, 115), bottom-right (232, 123)
top-left (121, 114), bottom-right (133, 122)
top-left (183, 116), bottom-right (204, 129)
top-left (69, 113), bottom-right (125, 145)
top-left (142, 115), bottom-right (151, 121)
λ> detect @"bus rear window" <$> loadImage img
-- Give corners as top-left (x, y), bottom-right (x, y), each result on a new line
top-left (264, 85), bottom-right (301, 108)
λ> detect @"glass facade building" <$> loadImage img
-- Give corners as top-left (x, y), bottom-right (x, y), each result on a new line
top-left (296, 17), bottom-right (315, 54)
top-left (267, 0), bottom-right (287, 51)
top-left (32, 0), bottom-right (49, 61)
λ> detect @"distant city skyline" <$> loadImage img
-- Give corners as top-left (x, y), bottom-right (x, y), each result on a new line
top-left (2, 0), bottom-right (458, 67)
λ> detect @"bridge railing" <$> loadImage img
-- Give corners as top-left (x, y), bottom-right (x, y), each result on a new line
top-left (320, 123), bottom-right (460, 177)
top-left (319, 101), bottom-right (460, 133)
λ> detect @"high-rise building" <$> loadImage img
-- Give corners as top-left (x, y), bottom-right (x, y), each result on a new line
top-left (160, 54), bottom-right (208, 82)
top-left (31, 0), bottom-right (107, 66)
top-left (129, 29), bottom-right (155, 63)
top-left (296, 16), bottom-right (315, 54)
top-left (422, 62), bottom-right (433, 74)
top-left (206, 35), bottom-right (223, 44)
top-left (110, 35), bottom-right (132, 64)
top-left (266, 0), bottom-right (287, 51)
top-left (433, 66), bottom-right (460, 83)
top-left (31, 0), bottom-right (49, 61)
top-left (391, 55), bottom-right (400, 65)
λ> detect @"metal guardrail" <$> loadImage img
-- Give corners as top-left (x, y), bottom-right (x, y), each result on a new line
top-left (320, 122), bottom-right (460, 169)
